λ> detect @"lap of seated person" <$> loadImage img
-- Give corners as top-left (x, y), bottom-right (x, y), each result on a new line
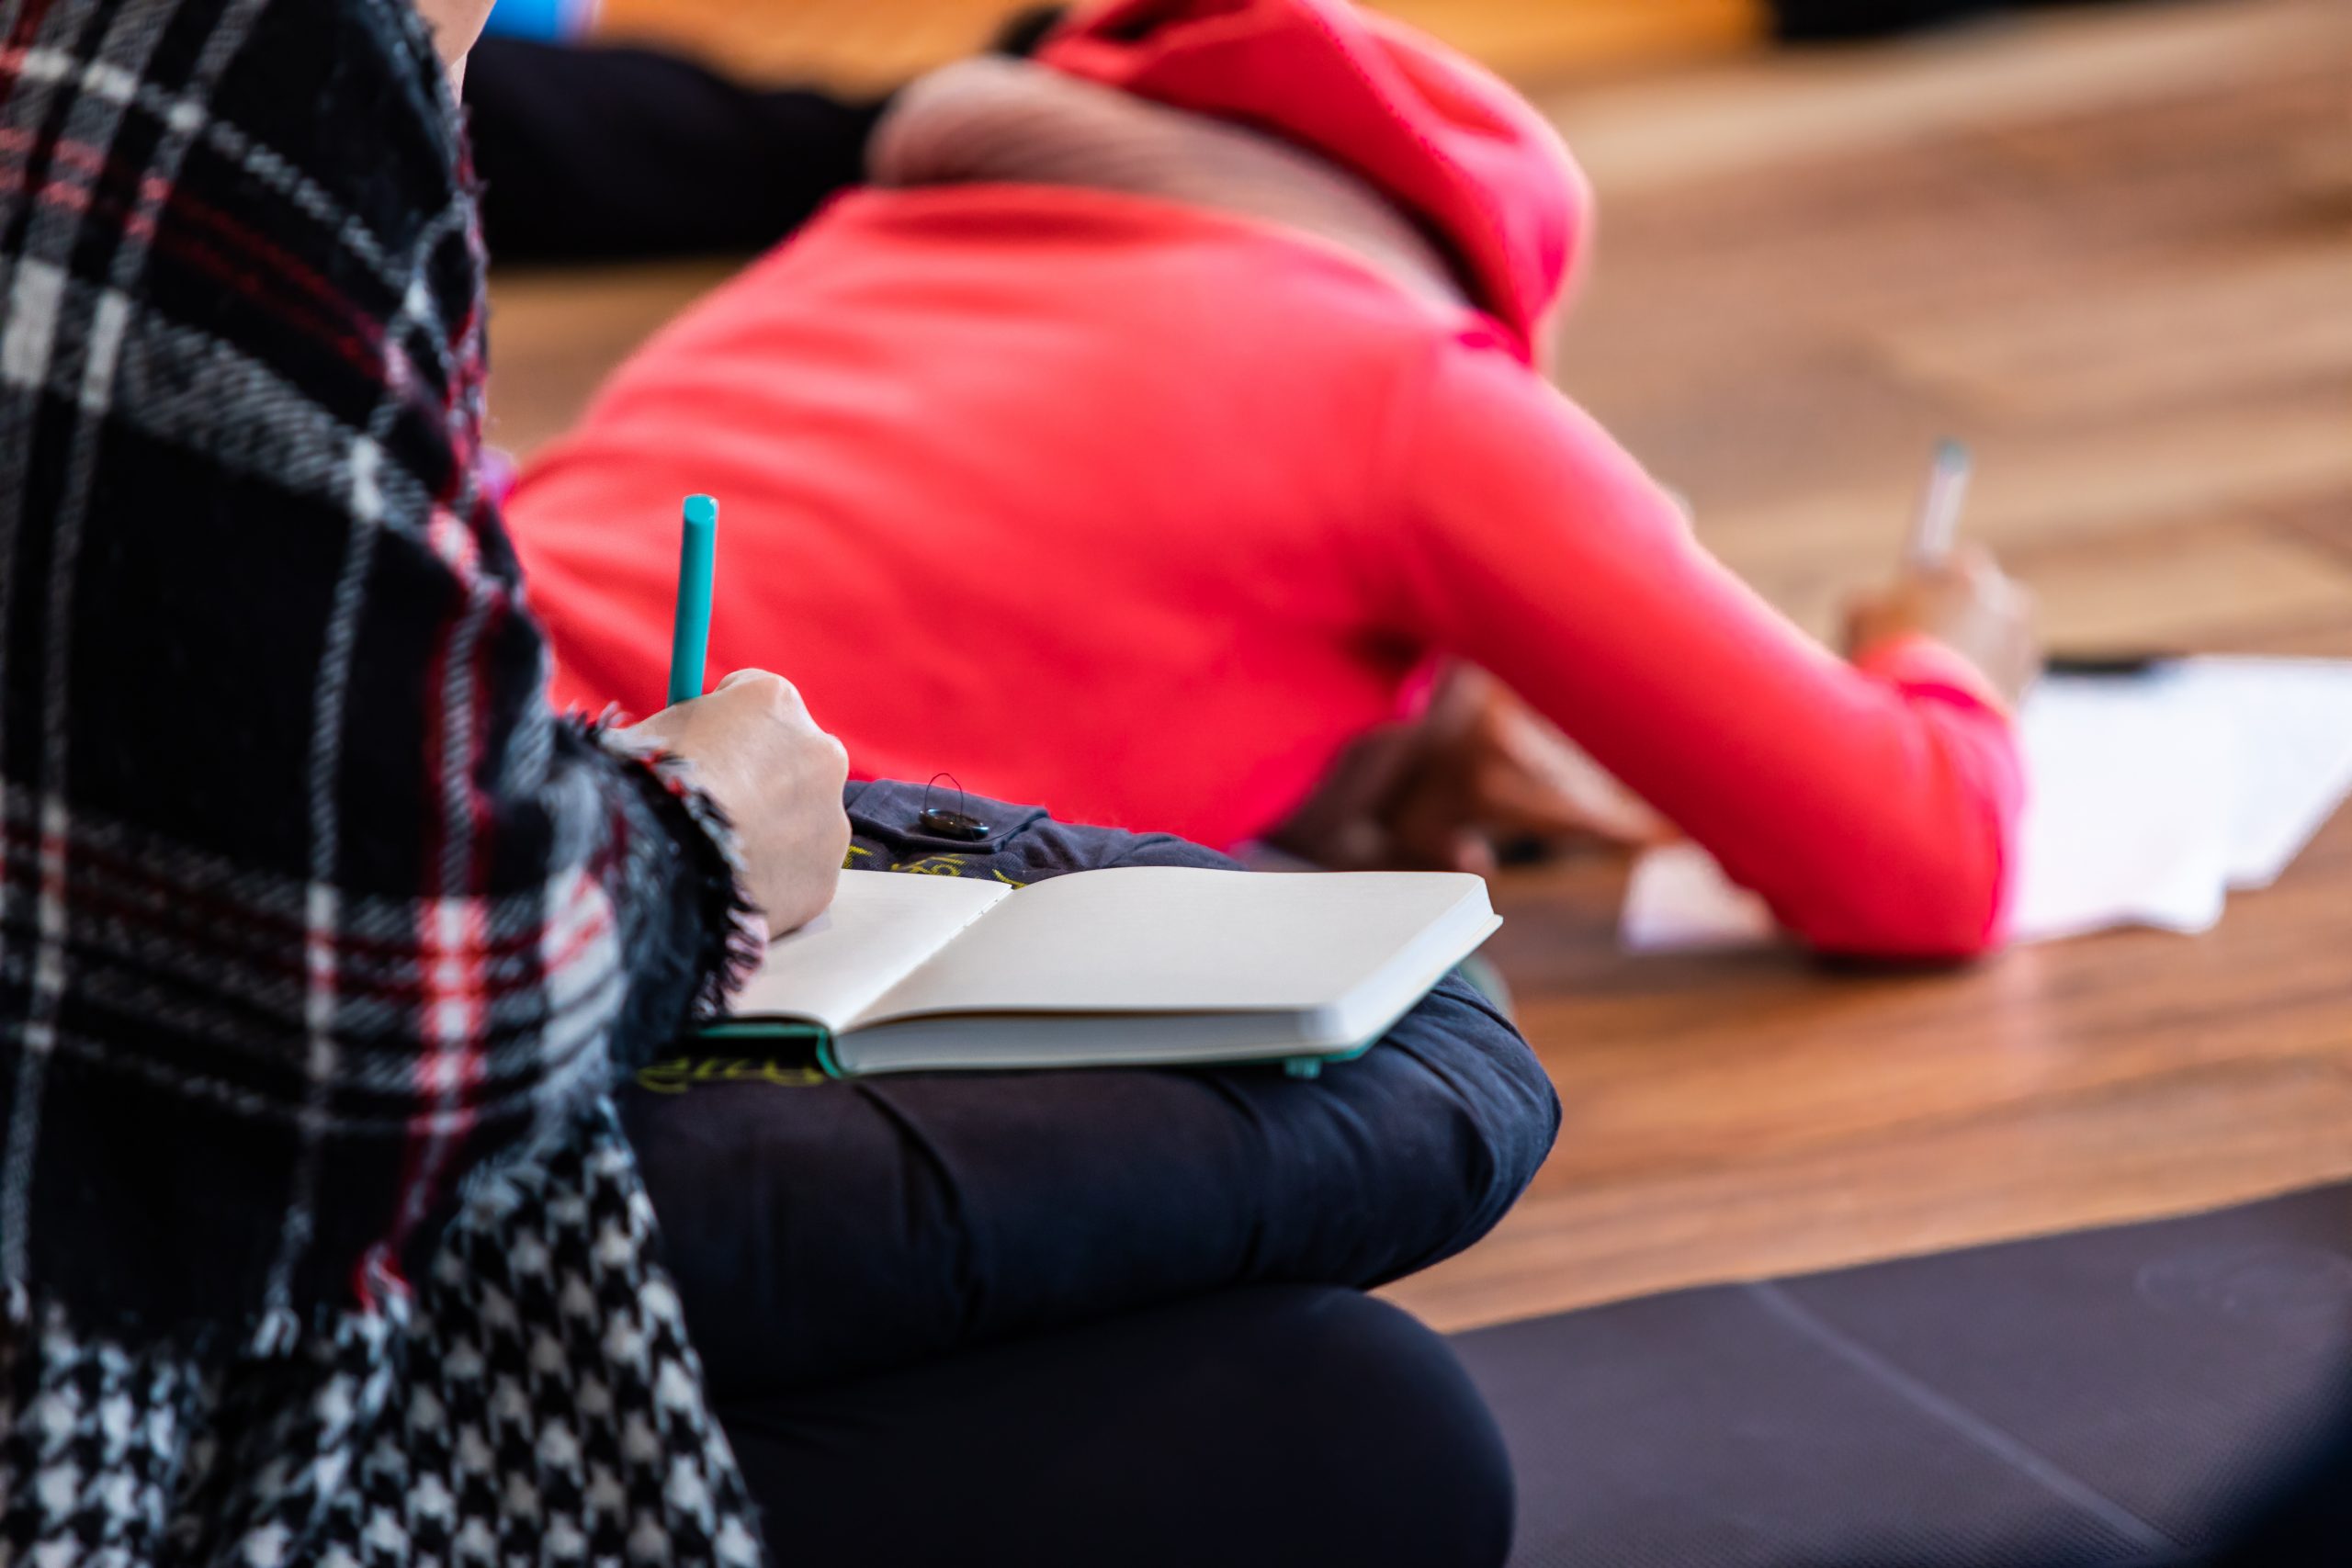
top-left (629, 780), bottom-right (1558, 1395)
top-left (722, 1285), bottom-right (1515, 1568)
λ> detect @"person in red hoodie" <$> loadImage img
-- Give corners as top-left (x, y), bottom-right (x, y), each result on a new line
top-left (508, 0), bottom-right (2038, 960)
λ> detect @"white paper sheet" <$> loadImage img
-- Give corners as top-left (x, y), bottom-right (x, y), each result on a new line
top-left (1620, 657), bottom-right (2352, 953)
top-left (2164, 658), bottom-right (2352, 889)
top-left (2007, 676), bottom-right (2235, 941)
top-left (1617, 841), bottom-right (1775, 953)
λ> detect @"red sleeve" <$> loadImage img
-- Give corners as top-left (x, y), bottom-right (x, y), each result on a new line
top-left (1383, 343), bottom-right (2023, 957)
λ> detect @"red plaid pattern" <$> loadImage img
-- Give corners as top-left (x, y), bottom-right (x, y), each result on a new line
top-left (0, 0), bottom-right (765, 1560)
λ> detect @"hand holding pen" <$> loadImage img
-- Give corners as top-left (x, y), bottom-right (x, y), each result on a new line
top-left (623, 494), bottom-right (852, 935)
top-left (1843, 441), bottom-right (2043, 705)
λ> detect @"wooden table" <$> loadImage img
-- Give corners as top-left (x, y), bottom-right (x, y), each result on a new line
top-left (486, 0), bottom-right (2352, 1337)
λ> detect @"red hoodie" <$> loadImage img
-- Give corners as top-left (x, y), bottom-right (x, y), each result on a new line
top-left (509, 0), bottom-right (2022, 957)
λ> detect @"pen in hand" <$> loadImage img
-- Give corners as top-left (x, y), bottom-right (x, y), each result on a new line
top-left (1845, 439), bottom-right (2041, 705)
top-left (633, 489), bottom-right (853, 934)
top-left (1905, 438), bottom-right (1973, 571)
top-left (669, 493), bottom-right (718, 707)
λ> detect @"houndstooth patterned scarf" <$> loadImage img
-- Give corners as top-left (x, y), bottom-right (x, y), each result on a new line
top-left (0, 1105), bottom-right (763, 1565)
top-left (0, 0), bottom-right (768, 1559)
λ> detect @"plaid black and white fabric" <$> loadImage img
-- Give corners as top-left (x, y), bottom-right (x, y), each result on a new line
top-left (0, 0), bottom-right (764, 1559)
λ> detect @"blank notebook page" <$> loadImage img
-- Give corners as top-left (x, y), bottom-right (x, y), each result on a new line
top-left (865, 866), bottom-right (1487, 1022)
top-left (735, 871), bottom-right (1009, 1029)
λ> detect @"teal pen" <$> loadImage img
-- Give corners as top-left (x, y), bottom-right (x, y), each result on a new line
top-left (668, 494), bottom-right (718, 706)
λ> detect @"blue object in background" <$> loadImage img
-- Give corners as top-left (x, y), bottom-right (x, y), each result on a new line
top-left (481, 0), bottom-right (598, 43)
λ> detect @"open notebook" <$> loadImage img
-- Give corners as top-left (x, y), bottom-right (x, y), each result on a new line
top-left (704, 866), bottom-right (1501, 1077)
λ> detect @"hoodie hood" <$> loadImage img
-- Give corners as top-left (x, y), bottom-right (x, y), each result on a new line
top-left (869, 56), bottom-right (1476, 316)
top-left (1036, 0), bottom-right (1590, 360)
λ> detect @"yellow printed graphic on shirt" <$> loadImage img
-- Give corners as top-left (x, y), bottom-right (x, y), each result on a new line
top-left (842, 843), bottom-right (1025, 887)
top-left (636, 1056), bottom-right (829, 1094)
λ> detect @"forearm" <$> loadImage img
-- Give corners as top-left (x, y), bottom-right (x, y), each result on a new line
top-left (1473, 548), bottom-right (2019, 955)
top-left (1396, 352), bottom-right (2021, 957)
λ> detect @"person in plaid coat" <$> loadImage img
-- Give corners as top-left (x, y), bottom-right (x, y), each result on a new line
top-left (0, 0), bottom-right (852, 1559)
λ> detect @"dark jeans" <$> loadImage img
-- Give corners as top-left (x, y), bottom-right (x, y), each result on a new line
top-left (463, 37), bottom-right (883, 261)
top-left (720, 1285), bottom-right (1514, 1568)
top-left (463, 13), bottom-right (1061, 264)
top-left (1774, 0), bottom-right (2146, 39)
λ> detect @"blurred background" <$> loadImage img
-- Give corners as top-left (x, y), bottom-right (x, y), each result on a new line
top-left (504, 0), bottom-right (1758, 87)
